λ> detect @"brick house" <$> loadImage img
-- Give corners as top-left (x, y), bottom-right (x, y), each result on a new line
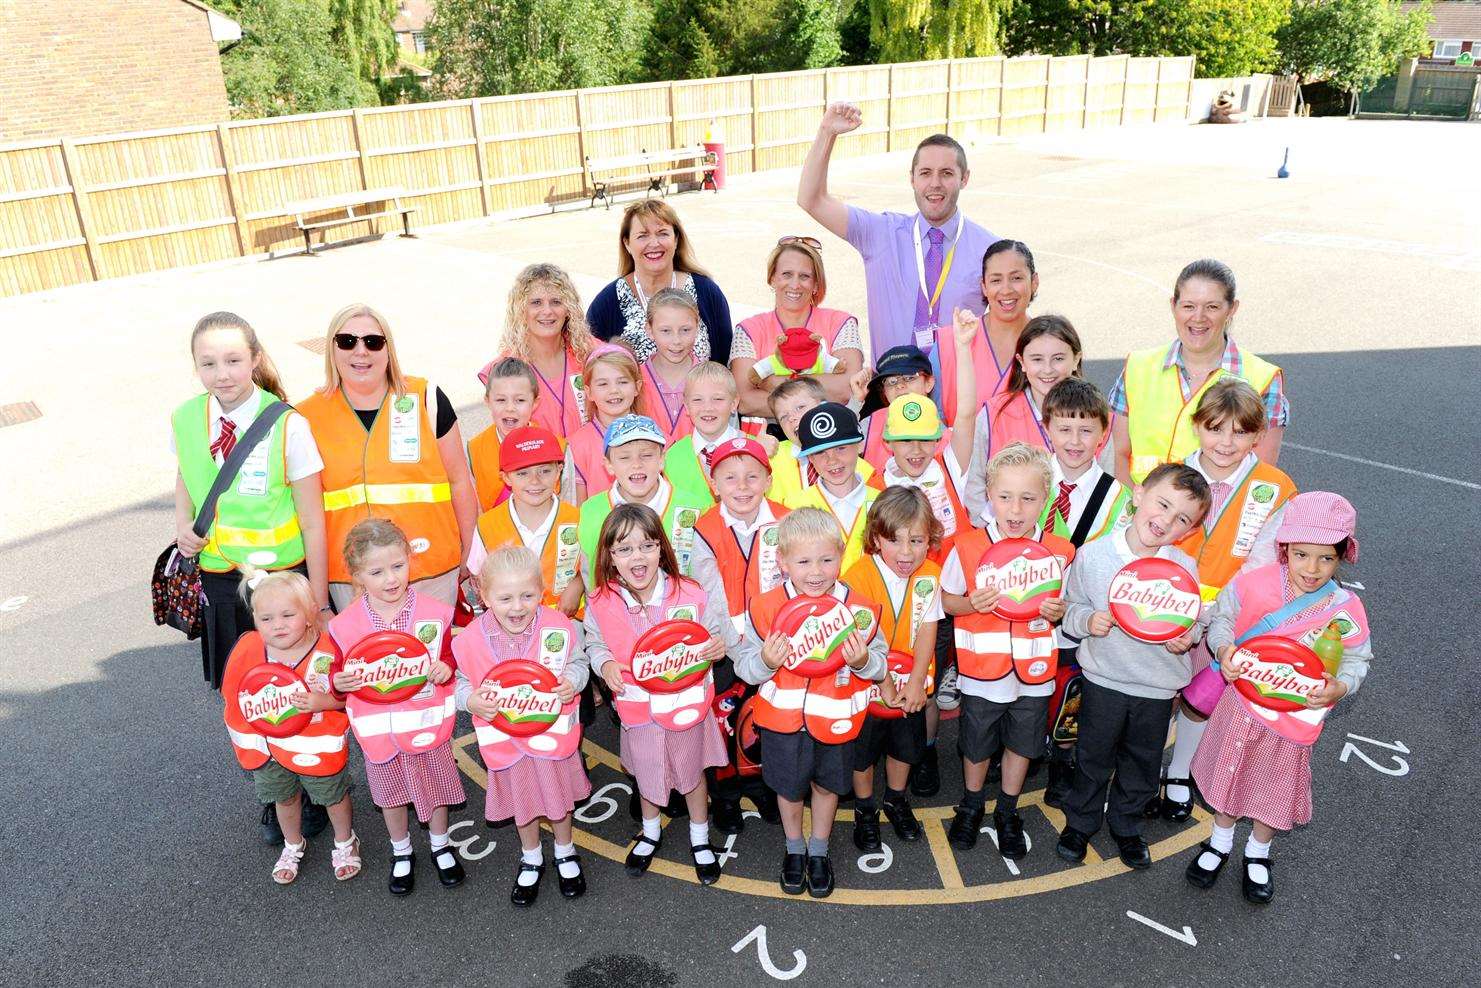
top-left (0, 0), bottom-right (239, 143)
top-left (1403, 1), bottom-right (1481, 62)
top-left (393, 0), bottom-right (434, 56)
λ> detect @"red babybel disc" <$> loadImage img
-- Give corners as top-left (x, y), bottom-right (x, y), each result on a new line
top-left (237, 663), bottom-right (312, 739)
top-left (480, 659), bottom-right (563, 738)
top-left (1106, 557), bottom-right (1202, 644)
top-left (631, 619), bottom-right (713, 694)
top-left (341, 629), bottom-right (432, 705)
top-left (773, 596), bottom-right (865, 678)
top-left (1231, 635), bottom-right (1327, 712)
top-left (867, 649), bottom-right (936, 720)
top-left (975, 538), bottom-right (1065, 622)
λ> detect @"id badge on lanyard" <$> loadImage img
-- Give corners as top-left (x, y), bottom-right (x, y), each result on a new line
top-left (388, 393), bottom-right (422, 464)
top-left (552, 524), bottom-right (580, 594)
top-left (235, 437), bottom-right (271, 497)
top-left (670, 504), bottom-right (699, 574)
top-left (756, 524), bottom-right (783, 592)
top-left (569, 373), bottom-right (590, 425)
top-left (536, 624), bottom-right (570, 676)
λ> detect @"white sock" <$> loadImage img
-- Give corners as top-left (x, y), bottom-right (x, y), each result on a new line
top-left (518, 844), bottom-right (543, 886)
top-left (390, 836), bottom-right (413, 877)
top-left (1245, 836), bottom-right (1272, 884)
top-left (554, 841), bottom-right (581, 879)
top-left (1198, 822), bottom-right (1235, 871)
top-left (429, 831), bottom-right (456, 867)
top-left (689, 820), bottom-right (716, 865)
top-left (641, 814), bottom-right (662, 842)
top-left (1166, 711), bottom-right (1206, 802)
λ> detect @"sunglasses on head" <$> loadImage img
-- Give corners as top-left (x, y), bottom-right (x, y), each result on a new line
top-left (333, 333), bottom-right (387, 352)
top-left (777, 235), bottom-right (823, 250)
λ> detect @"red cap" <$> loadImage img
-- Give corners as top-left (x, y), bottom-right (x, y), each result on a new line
top-left (776, 327), bottom-right (822, 373)
top-left (500, 426), bottom-right (563, 472)
top-left (706, 436), bottom-right (771, 474)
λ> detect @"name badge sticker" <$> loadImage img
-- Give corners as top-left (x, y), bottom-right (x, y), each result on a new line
top-left (235, 439), bottom-right (270, 497)
top-left (388, 393), bottom-right (422, 464)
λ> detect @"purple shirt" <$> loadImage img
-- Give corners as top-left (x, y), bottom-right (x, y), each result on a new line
top-left (845, 206), bottom-right (997, 355)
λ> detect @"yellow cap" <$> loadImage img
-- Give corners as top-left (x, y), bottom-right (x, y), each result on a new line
top-left (883, 393), bottom-right (943, 442)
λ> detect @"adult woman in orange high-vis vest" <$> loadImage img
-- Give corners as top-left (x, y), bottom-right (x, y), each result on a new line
top-left (298, 304), bottom-right (478, 610)
top-left (1110, 259), bottom-right (1289, 485)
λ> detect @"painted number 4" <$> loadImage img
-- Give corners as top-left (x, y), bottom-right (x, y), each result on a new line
top-left (1339, 733), bottom-right (1410, 777)
top-left (732, 925), bottom-right (807, 981)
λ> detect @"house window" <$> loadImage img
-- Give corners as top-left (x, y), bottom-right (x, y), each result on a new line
top-left (1434, 39), bottom-right (1462, 58)
top-left (413, 31), bottom-right (427, 55)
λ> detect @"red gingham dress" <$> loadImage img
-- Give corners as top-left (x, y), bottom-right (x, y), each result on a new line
top-left (360, 591), bottom-right (468, 822)
top-left (479, 620), bottom-right (592, 826)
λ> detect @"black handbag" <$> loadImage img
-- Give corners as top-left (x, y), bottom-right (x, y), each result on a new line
top-left (152, 401), bottom-right (291, 639)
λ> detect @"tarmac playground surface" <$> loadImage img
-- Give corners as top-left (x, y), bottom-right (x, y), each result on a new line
top-left (1, 117), bottom-right (1478, 986)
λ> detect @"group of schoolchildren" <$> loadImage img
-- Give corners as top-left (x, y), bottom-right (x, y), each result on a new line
top-left (206, 259), bottom-right (1372, 910)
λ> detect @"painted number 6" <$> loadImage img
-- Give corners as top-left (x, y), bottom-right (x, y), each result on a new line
top-left (574, 781), bottom-right (632, 824)
top-left (1339, 733), bottom-right (1410, 777)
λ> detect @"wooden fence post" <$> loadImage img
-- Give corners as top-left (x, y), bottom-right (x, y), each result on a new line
top-left (749, 76), bottom-right (760, 168)
top-left (945, 60), bottom-right (955, 135)
top-left (668, 81), bottom-right (679, 147)
top-left (57, 138), bottom-right (99, 281)
top-left (349, 109), bottom-right (371, 191)
top-left (469, 99), bottom-right (492, 216)
top-left (886, 64), bottom-right (895, 152)
top-left (215, 123), bottom-right (250, 256)
top-left (1083, 60), bottom-right (1094, 129)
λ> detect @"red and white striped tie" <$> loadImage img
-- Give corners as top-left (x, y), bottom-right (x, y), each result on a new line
top-left (1050, 481), bottom-right (1074, 529)
top-left (210, 417), bottom-right (237, 461)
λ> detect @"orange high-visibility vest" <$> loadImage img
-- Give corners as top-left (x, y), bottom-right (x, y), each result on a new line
top-left (475, 499), bottom-right (583, 609)
top-left (843, 556), bottom-right (941, 684)
top-left (952, 527), bottom-right (1074, 685)
top-left (222, 630), bottom-right (349, 777)
top-left (467, 426), bottom-right (568, 514)
top-left (883, 449), bottom-right (969, 549)
top-left (747, 584), bottom-right (881, 743)
top-left (298, 377), bottom-right (460, 584)
top-left (1178, 460), bottom-right (1296, 601)
top-left (693, 502), bottom-right (790, 636)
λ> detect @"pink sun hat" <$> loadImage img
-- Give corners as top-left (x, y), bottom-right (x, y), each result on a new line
top-left (1275, 491), bottom-right (1359, 562)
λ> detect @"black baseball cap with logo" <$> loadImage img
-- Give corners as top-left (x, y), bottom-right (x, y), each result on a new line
top-left (797, 402), bottom-right (864, 456)
top-left (860, 344), bottom-right (936, 419)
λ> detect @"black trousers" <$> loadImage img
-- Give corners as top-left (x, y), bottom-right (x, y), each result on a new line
top-left (1061, 679), bottom-right (1173, 838)
top-left (199, 563), bottom-right (308, 691)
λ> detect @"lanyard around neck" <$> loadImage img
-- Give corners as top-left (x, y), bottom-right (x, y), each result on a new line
top-left (913, 213), bottom-right (964, 323)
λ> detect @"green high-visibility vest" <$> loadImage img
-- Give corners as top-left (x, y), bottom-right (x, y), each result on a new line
top-left (577, 484), bottom-right (709, 586)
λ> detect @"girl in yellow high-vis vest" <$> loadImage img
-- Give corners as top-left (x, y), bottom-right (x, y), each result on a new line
top-left (1109, 259), bottom-right (1289, 486)
top-left (297, 304), bottom-right (479, 612)
top-left (170, 312), bottom-right (328, 691)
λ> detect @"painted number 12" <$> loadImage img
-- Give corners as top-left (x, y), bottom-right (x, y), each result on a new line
top-left (1339, 733), bottom-right (1410, 777)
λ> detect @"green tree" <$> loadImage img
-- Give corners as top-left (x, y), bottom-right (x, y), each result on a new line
top-left (328, 0), bottom-right (399, 83)
top-left (640, 0), bottom-right (842, 79)
top-left (427, 0), bottom-right (651, 96)
top-left (213, 0), bottom-right (373, 117)
top-left (870, 0), bottom-right (1013, 62)
top-left (1277, 0), bottom-right (1432, 93)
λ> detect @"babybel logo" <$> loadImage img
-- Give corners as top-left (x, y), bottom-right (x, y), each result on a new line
top-left (977, 556), bottom-right (1063, 603)
top-left (239, 683), bottom-right (301, 727)
top-left (1235, 651), bottom-right (1322, 705)
top-left (350, 649), bottom-right (430, 694)
top-left (786, 605), bottom-right (855, 670)
top-left (1107, 576), bottom-right (1199, 622)
top-left (632, 642), bottom-right (709, 683)
top-left (484, 683), bottom-right (562, 721)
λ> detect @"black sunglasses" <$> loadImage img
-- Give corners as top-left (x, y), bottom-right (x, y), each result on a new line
top-left (333, 333), bottom-right (387, 352)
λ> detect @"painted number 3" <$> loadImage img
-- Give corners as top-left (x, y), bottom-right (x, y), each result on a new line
top-left (732, 925), bottom-right (807, 981)
top-left (1339, 733), bottom-right (1410, 777)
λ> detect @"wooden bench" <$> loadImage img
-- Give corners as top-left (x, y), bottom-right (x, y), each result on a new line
top-left (583, 146), bottom-right (718, 209)
top-left (288, 187), bottom-right (418, 254)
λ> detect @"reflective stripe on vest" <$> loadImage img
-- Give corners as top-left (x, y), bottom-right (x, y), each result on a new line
top-left (952, 527), bottom-right (1073, 685)
top-left (221, 630), bottom-right (349, 775)
top-left (322, 481), bottom-right (452, 510)
top-left (1122, 344), bottom-right (1280, 483)
top-left (587, 582), bottom-right (714, 732)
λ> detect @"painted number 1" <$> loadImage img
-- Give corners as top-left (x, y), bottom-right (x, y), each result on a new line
top-left (1339, 733), bottom-right (1410, 777)
top-left (732, 925), bottom-right (807, 981)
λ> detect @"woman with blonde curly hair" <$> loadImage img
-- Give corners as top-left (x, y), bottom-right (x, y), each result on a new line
top-left (487, 262), bottom-right (598, 441)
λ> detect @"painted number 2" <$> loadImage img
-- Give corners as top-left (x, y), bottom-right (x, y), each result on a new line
top-left (732, 925), bottom-right (807, 981)
top-left (1339, 733), bottom-right (1410, 777)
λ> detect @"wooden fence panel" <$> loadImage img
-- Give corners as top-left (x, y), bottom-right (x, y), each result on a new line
top-left (1123, 57), bottom-right (1161, 124)
top-left (948, 57), bottom-right (1004, 141)
top-left (824, 66), bottom-right (890, 157)
top-left (1085, 56), bottom-right (1129, 128)
top-left (581, 82), bottom-right (673, 193)
top-left (1001, 56), bottom-right (1050, 135)
top-left (1046, 55), bottom-right (1090, 132)
top-left (479, 91), bottom-right (584, 213)
top-left (889, 61), bottom-right (950, 149)
top-left (0, 142), bottom-right (91, 295)
top-left (753, 71), bottom-right (826, 171)
top-left (359, 102), bottom-right (482, 227)
top-left (228, 112), bottom-right (365, 254)
top-left (1156, 57), bottom-right (1196, 121)
top-left (673, 76), bottom-right (754, 176)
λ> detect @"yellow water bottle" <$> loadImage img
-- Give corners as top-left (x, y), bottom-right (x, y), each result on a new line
top-left (1313, 621), bottom-right (1344, 675)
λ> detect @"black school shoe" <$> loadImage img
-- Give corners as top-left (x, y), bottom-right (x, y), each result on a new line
top-left (260, 803), bottom-right (283, 845)
top-left (510, 861), bottom-right (544, 907)
top-left (852, 807), bottom-right (882, 852)
top-left (1242, 857), bottom-right (1275, 904)
top-left (805, 855), bottom-right (835, 898)
top-left (625, 832), bottom-right (661, 877)
top-left (301, 797), bottom-right (330, 839)
top-left (1113, 832), bottom-right (1152, 870)
top-left (1143, 774), bottom-right (1165, 818)
top-left (692, 844), bottom-right (722, 886)
top-left (555, 852), bottom-right (586, 898)
top-left (1159, 777), bottom-right (1197, 823)
top-left (712, 798), bottom-right (745, 836)
top-left (909, 745), bottom-right (941, 797)
top-left (1055, 827), bottom-right (1090, 863)
top-left (947, 805), bottom-right (983, 850)
top-left (883, 796), bottom-right (923, 842)
top-left (779, 853), bottom-right (806, 895)
top-left (1184, 842), bottom-right (1229, 889)
top-left (993, 810), bottom-right (1027, 860)
top-left (388, 853), bottom-right (416, 896)
top-left (1044, 750), bottom-right (1074, 809)
top-left (432, 844), bottom-right (465, 887)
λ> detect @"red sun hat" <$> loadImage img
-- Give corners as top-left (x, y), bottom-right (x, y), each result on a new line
top-left (706, 436), bottom-right (772, 474)
top-left (500, 426), bottom-right (564, 472)
top-left (776, 327), bottom-right (822, 372)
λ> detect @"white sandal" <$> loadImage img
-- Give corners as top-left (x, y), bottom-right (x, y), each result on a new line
top-left (332, 832), bottom-right (362, 881)
top-left (273, 840), bottom-right (306, 885)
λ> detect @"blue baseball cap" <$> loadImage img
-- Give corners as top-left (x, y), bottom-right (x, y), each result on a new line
top-left (603, 414), bottom-right (666, 453)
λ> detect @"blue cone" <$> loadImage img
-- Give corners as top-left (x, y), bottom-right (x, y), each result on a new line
top-left (1277, 147), bottom-right (1290, 179)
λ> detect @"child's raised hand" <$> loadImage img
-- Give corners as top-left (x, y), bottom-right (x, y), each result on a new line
top-left (761, 631), bottom-right (792, 670)
top-left (842, 630), bottom-right (869, 669)
top-left (429, 660), bottom-right (453, 686)
top-left (1039, 597), bottom-right (1067, 623)
top-left (969, 585), bottom-right (1000, 614)
top-left (952, 306), bottom-right (979, 347)
top-left (465, 688), bottom-right (497, 721)
top-left (849, 367), bottom-right (871, 404)
top-left (757, 433), bottom-right (780, 457)
top-left (1305, 673), bottom-right (1348, 709)
top-left (1087, 610), bottom-right (1115, 637)
top-left (600, 661), bottom-right (627, 695)
top-left (555, 678), bottom-right (577, 705)
top-left (332, 667), bottom-right (364, 693)
top-left (699, 634), bottom-right (728, 664)
top-left (1163, 632), bottom-right (1195, 655)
